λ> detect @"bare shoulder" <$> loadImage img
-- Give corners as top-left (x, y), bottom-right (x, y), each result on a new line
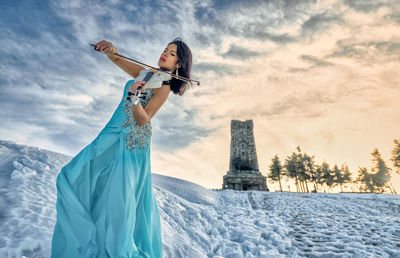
top-left (133, 68), bottom-right (147, 78)
top-left (151, 84), bottom-right (170, 96)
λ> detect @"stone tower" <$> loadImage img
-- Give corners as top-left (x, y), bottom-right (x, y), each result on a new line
top-left (222, 120), bottom-right (268, 191)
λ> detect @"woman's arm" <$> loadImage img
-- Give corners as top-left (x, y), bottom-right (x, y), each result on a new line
top-left (131, 84), bottom-right (170, 126)
top-left (93, 40), bottom-right (144, 78)
top-left (108, 55), bottom-right (144, 78)
top-left (94, 40), bottom-right (170, 124)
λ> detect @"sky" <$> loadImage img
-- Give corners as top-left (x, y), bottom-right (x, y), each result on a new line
top-left (1, 0), bottom-right (400, 191)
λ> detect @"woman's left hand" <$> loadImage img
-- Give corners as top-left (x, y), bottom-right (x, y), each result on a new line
top-left (129, 81), bottom-right (146, 94)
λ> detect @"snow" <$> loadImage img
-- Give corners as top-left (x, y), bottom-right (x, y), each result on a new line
top-left (0, 140), bottom-right (399, 257)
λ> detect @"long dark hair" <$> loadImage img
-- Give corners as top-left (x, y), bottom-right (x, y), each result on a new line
top-left (168, 38), bottom-right (193, 96)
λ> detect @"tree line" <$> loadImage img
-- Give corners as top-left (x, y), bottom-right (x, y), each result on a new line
top-left (268, 139), bottom-right (400, 194)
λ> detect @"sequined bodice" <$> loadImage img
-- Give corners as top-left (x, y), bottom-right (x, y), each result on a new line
top-left (121, 87), bottom-right (153, 151)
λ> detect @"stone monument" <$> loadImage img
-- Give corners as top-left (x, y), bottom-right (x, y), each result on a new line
top-left (222, 120), bottom-right (268, 191)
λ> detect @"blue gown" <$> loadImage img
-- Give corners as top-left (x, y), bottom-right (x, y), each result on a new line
top-left (51, 73), bottom-right (163, 257)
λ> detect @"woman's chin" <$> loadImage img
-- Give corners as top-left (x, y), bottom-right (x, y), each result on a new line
top-left (158, 64), bottom-right (170, 71)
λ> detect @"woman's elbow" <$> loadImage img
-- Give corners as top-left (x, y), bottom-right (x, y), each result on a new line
top-left (136, 118), bottom-right (150, 126)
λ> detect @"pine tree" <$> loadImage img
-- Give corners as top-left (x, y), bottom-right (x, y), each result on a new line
top-left (269, 155), bottom-right (283, 192)
top-left (332, 164), bottom-right (344, 192)
top-left (321, 162), bottom-right (333, 192)
top-left (295, 146), bottom-right (308, 192)
top-left (391, 139), bottom-right (400, 175)
top-left (284, 152), bottom-right (298, 192)
top-left (314, 164), bottom-right (324, 192)
top-left (304, 154), bottom-right (317, 192)
top-left (340, 164), bottom-right (352, 192)
top-left (370, 149), bottom-right (391, 193)
top-left (357, 167), bottom-right (374, 192)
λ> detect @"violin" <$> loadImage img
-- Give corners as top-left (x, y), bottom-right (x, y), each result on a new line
top-left (125, 68), bottom-right (171, 104)
top-left (90, 43), bottom-right (200, 86)
top-left (90, 43), bottom-right (200, 102)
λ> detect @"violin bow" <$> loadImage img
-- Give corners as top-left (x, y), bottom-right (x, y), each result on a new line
top-left (90, 43), bottom-right (200, 87)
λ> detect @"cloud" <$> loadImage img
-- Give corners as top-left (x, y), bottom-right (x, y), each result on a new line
top-left (343, 0), bottom-right (386, 13)
top-left (220, 44), bottom-right (261, 60)
top-left (1, 0), bottom-right (400, 190)
top-left (330, 40), bottom-right (400, 63)
top-left (192, 0), bottom-right (323, 44)
top-left (192, 62), bottom-right (235, 76)
top-left (288, 55), bottom-right (334, 72)
top-left (301, 12), bottom-right (341, 36)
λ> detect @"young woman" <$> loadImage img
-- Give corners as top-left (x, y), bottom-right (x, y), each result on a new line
top-left (51, 38), bottom-right (193, 257)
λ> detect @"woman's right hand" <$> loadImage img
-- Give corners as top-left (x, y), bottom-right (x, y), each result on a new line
top-left (93, 40), bottom-right (119, 60)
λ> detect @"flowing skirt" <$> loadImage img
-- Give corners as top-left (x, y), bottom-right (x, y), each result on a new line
top-left (51, 128), bottom-right (163, 257)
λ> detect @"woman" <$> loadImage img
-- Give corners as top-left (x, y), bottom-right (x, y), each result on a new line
top-left (51, 38), bottom-right (193, 257)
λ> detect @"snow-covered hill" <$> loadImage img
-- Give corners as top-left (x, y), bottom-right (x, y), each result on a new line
top-left (0, 140), bottom-right (399, 257)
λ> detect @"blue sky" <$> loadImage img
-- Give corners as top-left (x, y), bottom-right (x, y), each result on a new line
top-left (1, 0), bottom-right (400, 190)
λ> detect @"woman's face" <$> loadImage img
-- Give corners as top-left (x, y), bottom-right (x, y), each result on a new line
top-left (158, 43), bottom-right (180, 72)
